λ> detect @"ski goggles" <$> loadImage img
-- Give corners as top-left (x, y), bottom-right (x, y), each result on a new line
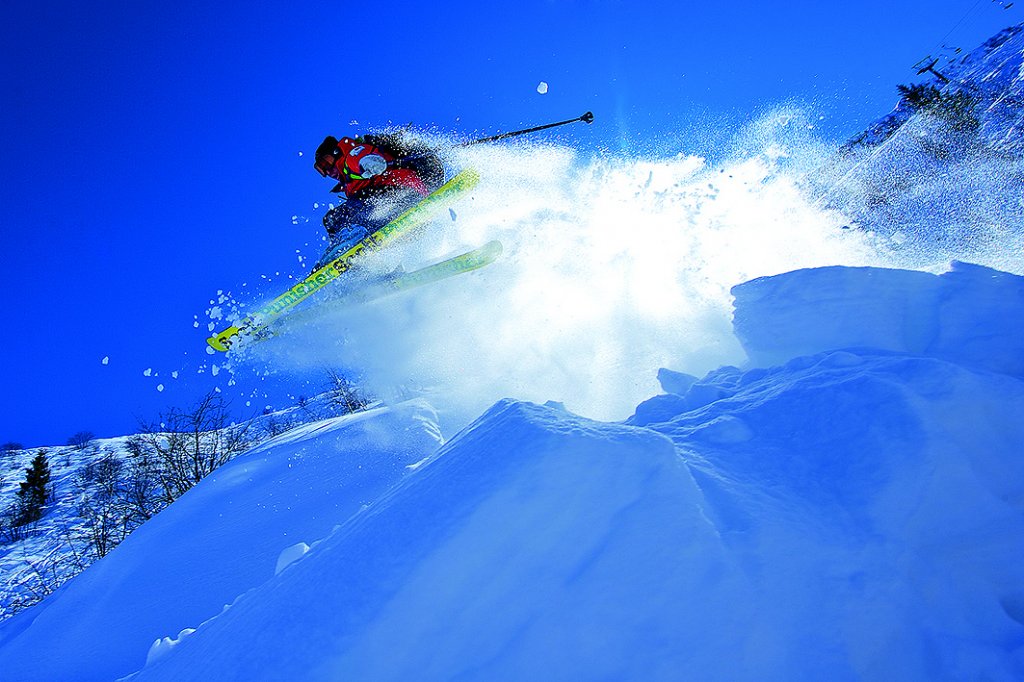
top-left (314, 152), bottom-right (340, 178)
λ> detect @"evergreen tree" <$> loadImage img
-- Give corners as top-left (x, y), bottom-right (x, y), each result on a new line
top-left (16, 451), bottom-right (52, 525)
top-left (896, 83), bottom-right (979, 131)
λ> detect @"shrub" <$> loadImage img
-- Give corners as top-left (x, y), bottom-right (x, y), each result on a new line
top-left (325, 369), bottom-right (371, 415)
top-left (137, 392), bottom-right (253, 503)
top-left (66, 431), bottom-right (97, 451)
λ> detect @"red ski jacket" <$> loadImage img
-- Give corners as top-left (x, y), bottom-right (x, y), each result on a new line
top-left (322, 135), bottom-right (436, 199)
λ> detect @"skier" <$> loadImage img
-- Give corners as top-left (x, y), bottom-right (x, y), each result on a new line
top-left (209, 113), bottom-right (592, 351)
top-left (312, 132), bottom-right (446, 266)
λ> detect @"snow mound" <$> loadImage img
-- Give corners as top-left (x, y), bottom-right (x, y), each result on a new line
top-left (733, 261), bottom-right (1024, 378)
top-left (144, 287), bottom-right (1024, 680)
top-left (630, 348), bottom-right (1024, 679)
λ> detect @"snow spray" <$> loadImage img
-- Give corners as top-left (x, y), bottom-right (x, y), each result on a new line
top-left (232, 106), bottom-right (1023, 427)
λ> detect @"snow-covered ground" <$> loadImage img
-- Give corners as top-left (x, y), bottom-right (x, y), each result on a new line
top-left (0, 394), bottom-right (364, 621)
top-left (0, 438), bottom-right (135, 615)
top-left (0, 259), bottom-right (1021, 681)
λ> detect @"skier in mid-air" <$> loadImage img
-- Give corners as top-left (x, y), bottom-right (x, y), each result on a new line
top-left (312, 132), bottom-right (445, 266)
top-left (207, 114), bottom-right (592, 352)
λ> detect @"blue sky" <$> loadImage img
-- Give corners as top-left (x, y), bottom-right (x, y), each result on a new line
top-left (1, 0), bottom-right (1018, 447)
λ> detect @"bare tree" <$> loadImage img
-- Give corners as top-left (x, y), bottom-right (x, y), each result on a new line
top-left (138, 392), bottom-right (253, 502)
top-left (260, 413), bottom-right (301, 439)
top-left (293, 394), bottom-right (329, 422)
top-left (66, 431), bottom-right (97, 451)
top-left (120, 435), bottom-right (162, 523)
top-left (0, 507), bottom-right (29, 544)
top-left (325, 369), bottom-right (371, 415)
top-left (74, 455), bottom-right (132, 559)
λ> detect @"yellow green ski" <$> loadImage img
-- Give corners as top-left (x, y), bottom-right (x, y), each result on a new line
top-left (207, 168), bottom-right (479, 352)
top-left (264, 240), bottom-right (503, 339)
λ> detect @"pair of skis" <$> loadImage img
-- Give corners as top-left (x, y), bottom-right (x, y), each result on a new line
top-left (206, 169), bottom-right (486, 352)
top-left (260, 240), bottom-right (503, 340)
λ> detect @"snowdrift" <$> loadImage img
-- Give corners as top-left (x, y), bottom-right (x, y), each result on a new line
top-left (732, 261), bottom-right (1024, 378)
top-left (2, 261), bottom-right (1023, 681)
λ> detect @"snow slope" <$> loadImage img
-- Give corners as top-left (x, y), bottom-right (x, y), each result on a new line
top-left (0, 439), bottom-right (136, 614)
top-left (3, 259), bottom-right (1019, 681)
top-left (822, 23), bottom-right (1024, 270)
top-left (0, 400), bottom-right (442, 681)
top-left (631, 349), bottom-right (1024, 680)
top-left (852, 23), bottom-right (1024, 154)
top-left (137, 399), bottom-right (751, 681)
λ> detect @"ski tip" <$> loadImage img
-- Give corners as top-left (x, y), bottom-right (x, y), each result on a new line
top-left (206, 326), bottom-right (240, 353)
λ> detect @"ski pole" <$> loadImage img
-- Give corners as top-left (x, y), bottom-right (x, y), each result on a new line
top-left (386, 112), bottom-right (594, 169)
top-left (458, 111), bottom-right (595, 147)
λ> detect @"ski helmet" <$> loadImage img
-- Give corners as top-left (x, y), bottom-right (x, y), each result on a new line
top-left (314, 136), bottom-right (342, 178)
